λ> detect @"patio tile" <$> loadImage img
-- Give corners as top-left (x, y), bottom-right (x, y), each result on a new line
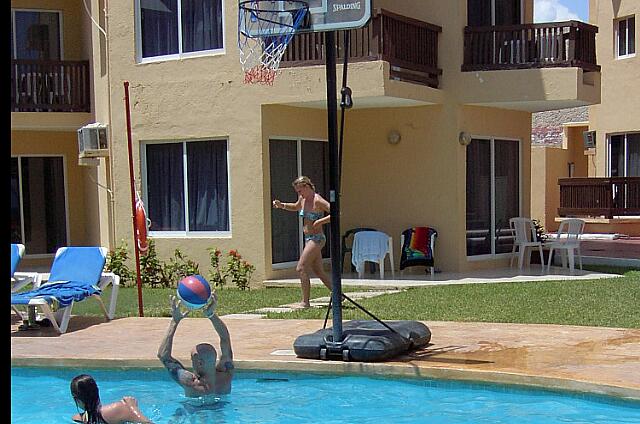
top-left (265, 266), bottom-right (622, 289)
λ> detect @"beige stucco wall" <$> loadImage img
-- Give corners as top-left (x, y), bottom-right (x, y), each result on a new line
top-left (263, 102), bottom-right (531, 278)
top-left (531, 125), bottom-right (590, 233)
top-left (565, 126), bottom-right (591, 178)
top-left (589, 0), bottom-right (640, 176)
top-left (530, 146), bottom-right (547, 227)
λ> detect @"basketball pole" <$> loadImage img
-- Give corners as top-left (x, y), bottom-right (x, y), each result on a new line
top-left (325, 31), bottom-right (343, 344)
top-left (124, 81), bottom-right (145, 317)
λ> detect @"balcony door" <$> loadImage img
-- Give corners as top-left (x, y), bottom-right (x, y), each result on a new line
top-left (609, 133), bottom-right (640, 177)
top-left (269, 139), bottom-right (330, 266)
top-left (467, 0), bottom-right (523, 26)
top-left (466, 138), bottom-right (521, 257)
top-left (11, 9), bottom-right (62, 60)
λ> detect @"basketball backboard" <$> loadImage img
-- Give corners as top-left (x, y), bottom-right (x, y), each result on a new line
top-left (239, 0), bottom-right (372, 38)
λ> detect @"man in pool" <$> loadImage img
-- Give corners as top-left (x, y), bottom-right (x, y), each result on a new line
top-left (157, 294), bottom-right (234, 399)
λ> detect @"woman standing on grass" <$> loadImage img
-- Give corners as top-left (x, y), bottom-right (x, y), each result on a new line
top-left (272, 176), bottom-right (332, 308)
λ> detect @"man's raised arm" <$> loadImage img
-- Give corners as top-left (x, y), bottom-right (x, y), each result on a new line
top-left (204, 295), bottom-right (234, 371)
top-left (157, 296), bottom-right (190, 383)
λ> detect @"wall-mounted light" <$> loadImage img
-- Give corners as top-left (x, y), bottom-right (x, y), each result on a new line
top-left (459, 131), bottom-right (472, 146)
top-left (387, 130), bottom-right (401, 145)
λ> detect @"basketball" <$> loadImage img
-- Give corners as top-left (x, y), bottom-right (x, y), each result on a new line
top-left (177, 275), bottom-right (212, 309)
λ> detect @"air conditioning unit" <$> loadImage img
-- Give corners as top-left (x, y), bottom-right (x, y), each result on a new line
top-left (582, 130), bottom-right (596, 149)
top-left (78, 123), bottom-right (109, 158)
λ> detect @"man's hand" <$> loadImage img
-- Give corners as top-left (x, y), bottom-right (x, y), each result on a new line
top-left (204, 292), bottom-right (219, 318)
top-left (170, 295), bottom-right (189, 323)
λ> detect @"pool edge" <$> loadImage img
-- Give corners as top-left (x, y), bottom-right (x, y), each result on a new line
top-left (12, 356), bottom-right (640, 402)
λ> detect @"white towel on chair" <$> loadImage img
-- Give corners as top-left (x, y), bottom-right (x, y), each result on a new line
top-left (352, 231), bottom-right (390, 274)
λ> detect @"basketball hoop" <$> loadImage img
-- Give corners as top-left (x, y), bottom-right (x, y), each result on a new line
top-left (238, 0), bottom-right (309, 85)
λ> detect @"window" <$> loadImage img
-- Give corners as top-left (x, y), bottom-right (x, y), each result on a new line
top-left (143, 139), bottom-right (230, 235)
top-left (467, 0), bottom-right (522, 26)
top-left (609, 133), bottom-right (640, 177)
top-left (11, 9), bottom-right (62, 60)
top-left (136, 0), bottom-right (224, 61)
top-left (269, 139), bottom-right (330, 265)
top-left (11, 156), bottom-right (68, 255)
top-left (616, 16), bottom-right (635, 58)
top-left (466, 138), bottom-right (520, 257)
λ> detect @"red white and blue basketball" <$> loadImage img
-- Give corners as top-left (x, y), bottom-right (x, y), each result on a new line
top-left (177, 275), bottom-right (212, 309)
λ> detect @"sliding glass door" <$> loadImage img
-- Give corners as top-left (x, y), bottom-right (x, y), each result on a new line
top-left (609, 133), bottom-right (640, 177)
top-left (269, 139), bottom-right (330, 265)
top-left (11, 156), bottom-right (68, 255)
top-left (466, 138), bottom-right (520, 257)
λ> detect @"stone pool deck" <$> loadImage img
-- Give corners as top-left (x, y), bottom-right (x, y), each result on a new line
top-left (11, 315), bottom-right (640, 400)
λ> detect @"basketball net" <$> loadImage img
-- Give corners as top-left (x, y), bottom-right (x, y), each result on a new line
top-left (238, 1), bottom-right (309, 85)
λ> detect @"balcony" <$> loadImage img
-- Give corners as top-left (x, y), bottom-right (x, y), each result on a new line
top-left (457, 21), bottom-right (600, 112)
top-left (559, 177), bottom-right (640, 218)
top-left (11, 60), bottom-right (91, 113)
top-left (462, 21), bottom-right (599, 72)
top-left (281, 9), bottom-right (442, 88)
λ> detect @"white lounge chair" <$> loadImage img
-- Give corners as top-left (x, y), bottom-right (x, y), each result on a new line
top-left (11, 246), bottom-right (120, 334)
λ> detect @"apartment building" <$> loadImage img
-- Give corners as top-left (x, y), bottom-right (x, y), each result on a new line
top-left (11, 0), bottom-right (602, 282)
top-left (531, 0), bottom-right (638, 235)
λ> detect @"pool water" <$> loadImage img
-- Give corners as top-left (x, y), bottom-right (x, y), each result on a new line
top-left (11, 367), bottom-right (640, 424)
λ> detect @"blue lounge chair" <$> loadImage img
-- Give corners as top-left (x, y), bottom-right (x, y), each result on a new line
top-left (11, 246), bottom-right (120, 334)
top-left (10, 243), bottom-right (41, 293)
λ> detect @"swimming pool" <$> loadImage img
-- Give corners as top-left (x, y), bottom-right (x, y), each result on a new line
top-left (11, 367), bottom-right (640, 423)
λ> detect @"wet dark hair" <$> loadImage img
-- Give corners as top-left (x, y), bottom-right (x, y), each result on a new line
top-left (70, 374), bottom-right (107, 424)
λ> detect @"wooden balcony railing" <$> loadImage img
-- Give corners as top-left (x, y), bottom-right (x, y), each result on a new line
top-left (282, 9), bottom-right (442, 88)
top-left (11, 59), bottom-right (91, 112)
top-left (463, 21), bottom-right (600, 72)
top-left (558, 177), bottom-right (640, 218)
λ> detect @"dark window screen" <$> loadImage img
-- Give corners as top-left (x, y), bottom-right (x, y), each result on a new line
top-left (146, 142), bottom-right (185, 231)
top-left (466, 139), bottom-right (492, 255)
top-left (468, 0), bottom-right (492, 26)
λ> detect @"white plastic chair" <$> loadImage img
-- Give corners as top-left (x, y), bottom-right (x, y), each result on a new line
top-left (509, 217), bottom-right (544, 269)
top-left (352, 231), bottom-right (395, 279)
top-left (546, 218), bottom-right (585, 272)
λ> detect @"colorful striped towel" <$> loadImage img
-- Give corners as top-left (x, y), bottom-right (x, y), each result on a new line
top-left (400, 227), bottom-right (437, 270)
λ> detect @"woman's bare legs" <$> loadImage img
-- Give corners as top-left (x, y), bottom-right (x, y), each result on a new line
top-left (310, 242), bottom-right (332, 291)
top-left (296, 240), bottom-right (331, 307)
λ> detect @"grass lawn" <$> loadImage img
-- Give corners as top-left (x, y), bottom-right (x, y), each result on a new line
top-left (72, 266), bottom-right (639, 328)
top-left (267, 267), bottom-right (640, 328)
top-left (72, 286), bottom-right (351, 318)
